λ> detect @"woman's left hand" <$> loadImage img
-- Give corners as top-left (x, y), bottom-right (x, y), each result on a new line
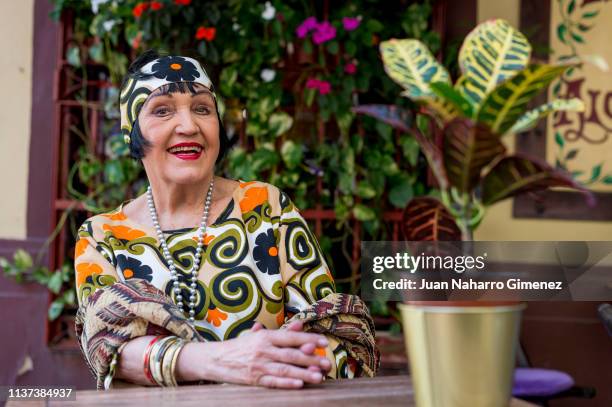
top-left (250, 320), bottom-right (330, 375)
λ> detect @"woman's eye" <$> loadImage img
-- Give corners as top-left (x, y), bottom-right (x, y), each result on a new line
top-left (153, 107), bottom-right (171, 116)
top-left (194, 105), bottom-right (211, 114)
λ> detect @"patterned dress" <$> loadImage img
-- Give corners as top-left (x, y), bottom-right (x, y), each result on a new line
top-left (74, 179), bottom-right (355, 379)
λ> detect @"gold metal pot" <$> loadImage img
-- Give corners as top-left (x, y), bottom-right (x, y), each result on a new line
top-left (399, 303), bottom-right (526, 407)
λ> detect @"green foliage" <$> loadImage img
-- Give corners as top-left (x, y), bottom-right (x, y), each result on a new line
top-left (0, 251), bottom-right (76, 320)
top-left (510, 98), bottom-right (585, 134)
top-left (477, 64), bottom-right (571, 134)
top-left (48, 0), bottom-right (442, 230)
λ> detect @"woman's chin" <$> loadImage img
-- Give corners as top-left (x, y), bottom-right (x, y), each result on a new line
top-left (164, 168), bottom-right (212, 185)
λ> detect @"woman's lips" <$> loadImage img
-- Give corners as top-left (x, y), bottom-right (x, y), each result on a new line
top-left (170, 151), bottom-right (202, 160)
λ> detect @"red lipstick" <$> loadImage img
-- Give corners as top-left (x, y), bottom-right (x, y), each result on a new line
top-left (167, 142), bottom-right (203, 161)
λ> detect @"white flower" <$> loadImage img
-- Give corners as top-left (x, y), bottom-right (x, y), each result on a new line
top-left (102, 19), bottom-right (117, 32)
top-left (261, 2), bottom-right (276, 21)
top-left (260, 69), bottom-right (276, 82)
top-left (232, 22), bottom-right (241, 32)
top-left (90, 0), bottom-right (110, 14)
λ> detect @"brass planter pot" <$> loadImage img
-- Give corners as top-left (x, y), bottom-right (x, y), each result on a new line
top-left (399, 303), bottom-right (525, 407)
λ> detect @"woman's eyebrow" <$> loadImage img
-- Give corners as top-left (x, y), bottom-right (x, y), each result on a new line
top-left (143, 92), bottom-right (171, 108)
top-left (143, 87), bottom-right (214, 108)
top-left (192, 89), bottom-right (214, 99)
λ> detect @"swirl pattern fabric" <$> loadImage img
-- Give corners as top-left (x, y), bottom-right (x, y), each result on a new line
top-left (74, 180), bottom-right (378, 388)
top-left (283, 293), bottom-right (380, 378)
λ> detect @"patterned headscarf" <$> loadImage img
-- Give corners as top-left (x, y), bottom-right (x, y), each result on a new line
top-left (119, 55), bottom-right (216, 144)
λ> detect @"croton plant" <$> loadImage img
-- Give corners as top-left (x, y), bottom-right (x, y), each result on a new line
top-left (355, 18), bottom-right (595, 241)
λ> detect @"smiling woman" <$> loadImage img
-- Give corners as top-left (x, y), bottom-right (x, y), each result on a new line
top-left (73, 50), bottom-right (379, 390)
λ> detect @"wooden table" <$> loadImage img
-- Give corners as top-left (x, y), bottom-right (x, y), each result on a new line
top-left (7, 375), bottom-right (535, 406)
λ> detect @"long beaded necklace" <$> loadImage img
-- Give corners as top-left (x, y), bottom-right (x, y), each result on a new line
top-left (146, 178), bottom-right (214, 323)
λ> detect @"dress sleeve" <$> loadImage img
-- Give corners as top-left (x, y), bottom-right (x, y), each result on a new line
top-left (276, 191), bottom-right (356, 379)
top-left (73, 218), bottom-right (203, 390)
top-left (74, 220), bottom-right (120, 307)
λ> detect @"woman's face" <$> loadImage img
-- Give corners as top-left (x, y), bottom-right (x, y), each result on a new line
top-left (138, 83), bottom-right (220, 186)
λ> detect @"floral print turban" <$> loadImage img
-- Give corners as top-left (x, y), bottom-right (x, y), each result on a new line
top-left (119, 55), bottom-right (216, 144)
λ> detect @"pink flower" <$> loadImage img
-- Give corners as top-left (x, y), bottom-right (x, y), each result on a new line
top-left (296, 16), bottom-right (318, 38)
top-left (312, 21), bottom-right (336, 44)
top-left (342, 17), bottom-right (360, 31)
top-left (344, 62), bottom-right (357, 75)
top-left (318, 80), bottom-right (331, 95)
top-left (305, 77), bottom-right (331, 95)
top-left (306, 78), bottom-right (321, 89)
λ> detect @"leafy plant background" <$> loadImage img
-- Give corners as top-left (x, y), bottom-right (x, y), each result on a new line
top-left (1, 0), bottom-right (452, 325)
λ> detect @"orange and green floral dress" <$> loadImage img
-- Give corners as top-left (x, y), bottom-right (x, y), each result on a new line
top-left (74, 179), bottom-right (355, 379)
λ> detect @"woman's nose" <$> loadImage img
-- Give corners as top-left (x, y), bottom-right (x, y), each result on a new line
top-left (175, 108), bottom-right (199, 136)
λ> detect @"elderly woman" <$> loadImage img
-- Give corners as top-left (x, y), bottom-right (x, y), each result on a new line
top-left (74, 50), bottom-right (378, 390)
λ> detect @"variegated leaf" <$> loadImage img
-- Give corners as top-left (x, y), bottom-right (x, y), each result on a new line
top-left (402, 197), bottom-right (462, 241)
top-left (477, 64), bottom-right (571, 134)
top-left (400, 90), bottom-right (459, 123)
top-left (380, 39), bottom-right (457, 121)
top-left (443, 119), bottom-right (506, 193)
top-left (458, 19), bottom-right (531, 110)
top-left (481, 154), bottom-right (595, 206)
top-left (453, 75), bottom-right (473, 116)
top-left (430, 81), bottom-right (474, 118)
top-left (507, 98), bottom-right (585, 134)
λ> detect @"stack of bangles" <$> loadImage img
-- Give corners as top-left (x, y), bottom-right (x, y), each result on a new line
top-left (143, 336), bottom-right (187, 386)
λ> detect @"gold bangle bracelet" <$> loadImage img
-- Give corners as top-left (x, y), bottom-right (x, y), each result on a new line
top-left (162, 338), bottom-right (185, 386)
top-left (155, 336), bottom-right (181, 387)
top-left (150, 336), bottom-right (178, 386)
top-left (160, 339), bottom-right (178, 386)
top-left (148, 336), bottom-right (170, 386)
top-left (162, 339), bottom-right (181, 386)
top-left (169, 339), bottom-right (186, 386)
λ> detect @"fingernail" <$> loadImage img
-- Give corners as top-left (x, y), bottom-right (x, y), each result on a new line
top-left (320, 358), bottom-right (330, 367)
top-left (317, 338), bottom-right (328, 347)
top-left (311, 372), bottom-right (322, 381)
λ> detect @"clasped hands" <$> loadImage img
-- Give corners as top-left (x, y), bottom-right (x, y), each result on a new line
top-left (206, 319), bottom-right (332, 389)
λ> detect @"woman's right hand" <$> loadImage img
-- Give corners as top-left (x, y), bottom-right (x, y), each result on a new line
top-left (196, 321), bottom-right (332, 389)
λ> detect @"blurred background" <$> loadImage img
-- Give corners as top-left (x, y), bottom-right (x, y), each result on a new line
top-left (0, 0), bottom-right (610, 405)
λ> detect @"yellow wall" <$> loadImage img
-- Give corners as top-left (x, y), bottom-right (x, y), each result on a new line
top-left (0, 0), bottom-right (34, 240)
top-left (474, 0), bottom-right (612, 241)
top-left (477, 0), bottom-right (520, 28)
